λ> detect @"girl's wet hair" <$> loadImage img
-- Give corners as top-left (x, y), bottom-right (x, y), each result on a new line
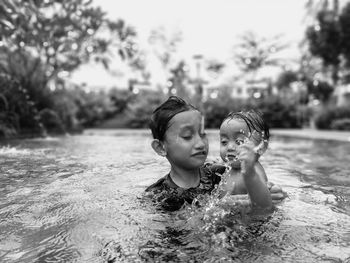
top-left (224, 110), bottom-right (270, 140)
top-left (149, 96), bottom-right (198, 141)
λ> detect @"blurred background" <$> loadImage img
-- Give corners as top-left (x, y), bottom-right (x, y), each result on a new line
top-left (1, 0), bottom-right (350, 138)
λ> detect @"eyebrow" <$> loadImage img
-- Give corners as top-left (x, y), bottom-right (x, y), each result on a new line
top-left (220, 131), bottom-right (245, 137)
top-left (179, 125), bottom-right (195, 131)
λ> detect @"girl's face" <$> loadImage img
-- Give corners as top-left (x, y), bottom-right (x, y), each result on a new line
top-left (163, 110), bottom-right (208, 170)
top-left (219, 118), bottom-right (257, 168)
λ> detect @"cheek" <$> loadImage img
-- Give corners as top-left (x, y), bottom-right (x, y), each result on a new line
top-left (220, 146), bottom-right (226, 155)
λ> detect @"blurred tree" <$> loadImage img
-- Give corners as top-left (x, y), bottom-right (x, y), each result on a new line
top-left (205, 59), bottom-right (225, 79)
top-left (108, 87), bottom-right (134, 114)
top-left (0, 0), bottom-right (138, 135)
top-left (148, 27), bottom-right (183, 92)
top-left (168, 61), bottom-right (189, 99)
top-left (339, 3), bottom-right (350, 69)
top-left (302, 0), bottom-right (350, 106)
top-left (0, 0), bottom-right (137, 86)
top-left (306, 9), bottom-right (342, 85)
top-left (306, 79), bottom-right (334, 103)
top-left (276, 70), bottom-right (298, 90)
top-left (304, 0), bottom-right (350, 86)
top-left (149, 27), bottom-right (182, 69)
top-left (304, 0), bottom-right (339, 23)
top-left (233, 32), bottom-right (287, 79)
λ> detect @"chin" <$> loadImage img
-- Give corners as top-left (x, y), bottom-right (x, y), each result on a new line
top-left (230, 160), bottom-right (241, 169)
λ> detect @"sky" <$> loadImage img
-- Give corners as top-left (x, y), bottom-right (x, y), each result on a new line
top-left (71, 0), bottom-right (308, 88)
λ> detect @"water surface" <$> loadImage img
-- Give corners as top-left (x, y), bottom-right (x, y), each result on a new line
top-left (0, 129), bottom-right (349, 262)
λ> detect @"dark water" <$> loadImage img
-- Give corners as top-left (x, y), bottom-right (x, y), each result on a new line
top-left (0, 129), bottom-right (349, 263)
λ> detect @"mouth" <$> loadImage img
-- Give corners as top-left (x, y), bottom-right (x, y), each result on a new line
top-left (225, 154), bottom-right (238, 161)
top-left (192, 151), bottom-right (207, 157)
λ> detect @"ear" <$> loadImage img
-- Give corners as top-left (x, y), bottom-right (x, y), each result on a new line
top-left (151, 139), bottom-right (167, 157)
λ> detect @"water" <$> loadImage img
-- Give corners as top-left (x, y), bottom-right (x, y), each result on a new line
top-left (0, 129), bottom-right (349, 263)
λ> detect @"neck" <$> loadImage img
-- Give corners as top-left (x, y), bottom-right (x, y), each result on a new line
top-left (169, 166), bottom-right (200, 189)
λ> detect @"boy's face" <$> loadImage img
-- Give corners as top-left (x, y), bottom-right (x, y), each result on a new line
top-left (163, 110), bottom-right (208, 170)
top-left (219, 118), bottom-right (258, 167)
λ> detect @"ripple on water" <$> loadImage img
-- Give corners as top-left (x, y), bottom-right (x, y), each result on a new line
top-left (0, 132), bottom-right (350, 262)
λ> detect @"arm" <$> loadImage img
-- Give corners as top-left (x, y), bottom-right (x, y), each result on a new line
top-left (256, 160), bottom-right (288, 203)
top-left (238, 142), bottom-right (272, 209)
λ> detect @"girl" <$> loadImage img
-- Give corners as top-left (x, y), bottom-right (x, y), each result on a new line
top-left (146, 97), bottom-right (274, 210)
top-left (217, 110), bottom-right (285, 205)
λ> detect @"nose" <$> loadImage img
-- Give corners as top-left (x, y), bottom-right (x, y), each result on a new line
top-left (194, 133), bottom-right (207, 149)
top-left (227, 141), bottom-right (237, 151)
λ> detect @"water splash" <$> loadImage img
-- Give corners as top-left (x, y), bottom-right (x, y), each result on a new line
top-left (0, 146), bottom-right (31, 155)
top-left (223, 129), bottom-right (268, 165)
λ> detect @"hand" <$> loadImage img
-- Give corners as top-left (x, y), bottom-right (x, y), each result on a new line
top-left (237, 140), bottom-right (258, 176)
top-left (267, 181), bottom-right (288, 203)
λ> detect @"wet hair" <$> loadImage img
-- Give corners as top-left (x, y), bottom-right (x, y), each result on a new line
top-left (149, 96), bottom-right (198, 141)
top-left (223, 110), bottom-right (270, 140)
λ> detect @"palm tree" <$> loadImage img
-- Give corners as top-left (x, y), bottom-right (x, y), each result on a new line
top-left (233, 31), bottom-right (287, 96)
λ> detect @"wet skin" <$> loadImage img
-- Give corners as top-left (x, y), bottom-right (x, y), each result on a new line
top-left (163, 110), bottom-right (208, 188)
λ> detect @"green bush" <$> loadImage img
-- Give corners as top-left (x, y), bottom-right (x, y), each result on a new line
top-left (38, 108), bottom-right (66, 134)
top-left (126, 90), bottom-right (165, 128)
top-left (330, 118), bottom-right (350, 130)
top-left (0, 74), bottom-right (46, 137)
top-left (255, 96), bottom-right (301, 128)
top-left (204, 95), bottom-right (301, 129)
top-left (204, 97), bottom-right (246, 128)
top-left (315, 106), bottom-right (350, 129)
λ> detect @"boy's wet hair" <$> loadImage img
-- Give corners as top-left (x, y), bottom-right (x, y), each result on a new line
top-left (224, 110), bottom-right (270, 140)
top-left (149, 96), bottom-right (198, 141)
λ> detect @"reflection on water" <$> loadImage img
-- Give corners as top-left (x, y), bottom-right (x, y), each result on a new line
top-left (0, 129), bottom-right (349, 262)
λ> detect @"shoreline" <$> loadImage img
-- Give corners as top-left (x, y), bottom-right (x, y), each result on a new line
top-left (2, 128), bottom-right (350, 143)
top-left (270, 128), bottom-right (350, 142)
top-left (84, 128), bottom-right (350, 143)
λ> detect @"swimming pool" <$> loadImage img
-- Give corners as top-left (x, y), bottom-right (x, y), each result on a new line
top-left (0, 129), bottom-right (349, 262)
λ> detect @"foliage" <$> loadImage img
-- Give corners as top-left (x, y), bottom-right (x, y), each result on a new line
top-left (305, 2), bottom-right (350, 85)
top-left (0, 0), bottom-right (137, 82)
top-left (168, 61), bottom-right (190, 99)
top-left (38, 108), bottom-right (66, 134)
top-left (233, 32), bottom-right (286, 74)
top-left (330, 118), bottom-right (350, 130)
top-left (205, 60), bottom-right (225, 78)
top-left (275, 71), bottom-right (298, 90)
top-left (314, 105), bottom-right (350, 129)
top-left (0, 73), bottom-right (45, 136)
top-left (204, 93), bottom-right (301, 129)
top-left (306, 10), bottom-right (342, 67)
top-left (339, 2), bottom-right (350, 68)
top-left (204, 93), bottom-right (247, 128)
top-left (305, 79), bottom-right (334, 103)
top-left (65, 87), bottom-right (117, 128)
top-left (149, 27), bottom-right (182, 69)
top-left (108, 88), bottom-right (135, 115)
top-left (254, 96), bottom-right (302, 128)
top-left (126, 90), bottom-right (165, 128)
top-left (0, 0), bottom-right (138, 136)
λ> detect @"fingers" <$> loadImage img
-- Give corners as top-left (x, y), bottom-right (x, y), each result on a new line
top-left (237, 142), bottom-right (258, 158)
top-left (270, 184), bottom-right (282, 193)
top-left (267, 181), bottom-right (274, 189)
top-left (271, 192), bottom-right (285, 199)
